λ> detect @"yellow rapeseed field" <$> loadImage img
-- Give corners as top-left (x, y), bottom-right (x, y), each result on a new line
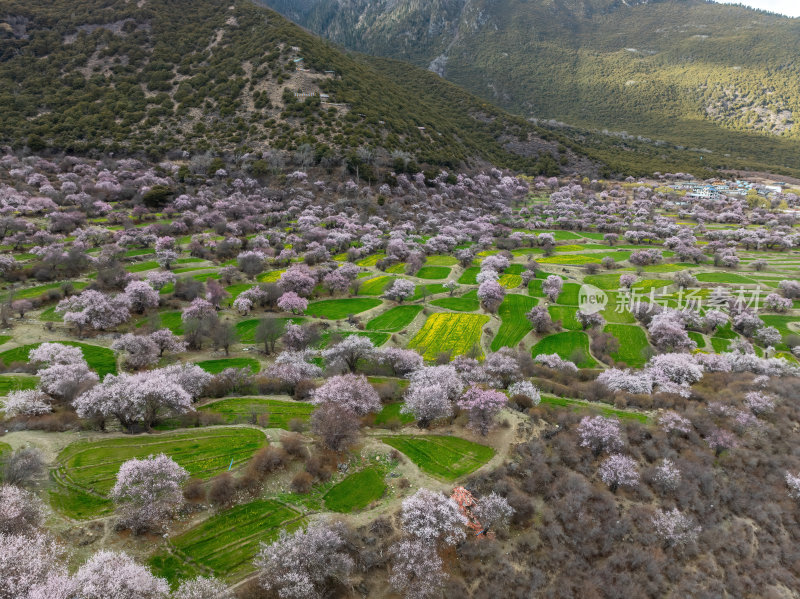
top-left (408, 312), bottom-right (489, 360)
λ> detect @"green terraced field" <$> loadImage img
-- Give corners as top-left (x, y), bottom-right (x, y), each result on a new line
top-left (380, 435), bottom-right (495, 480)
top-left (199, 397), bottom-right (314, 428)
top-left (0, 374), bottom-right (38, 396)
top-left (696, 272), bottom-right (758, 285)
top-left (195, 357), bottom-right (261, 374)
top-left (415, 266), bottom-right (451, 279)
top-left (425, 255), bottom-right (458, 266)
top-left (0, 342), bottom-right (117, 377)
top-left (531, 331), bottom-right (597, 368)
top-left (556, 283), bottom-right (581, 305)
top-left (498, 274), bottom-right (523, 289)
top-left (539, 395), bottom-right (648, 423)
top-left (604, 324), bottom-right (652, 368)
top-left (235, 317), bottom-right (304, 344)
top-left (52, 428), bottom-right (267, 519)
top-left (324, 467), bottom-right (386, 512)
top-left (307, 298), bottom-right (382, 319)
top-left (430, 290), bottom-right (480, 312)
top-left (548, 305), bottom-right (581, 330)
top-left (360, 275), bottom-right (395, 295)
top-left (458, 267), bottom-right (479, 285)
top-left (170, 499), bottom-right (303, 578)
top-left (366, 305), bottom-right (423, 331)
top-left (373, 402), bottom-right (415, 427)
top-left (408, 312), bottom-right (489, 360)
top-left (491, 294), bottom-right (537, 351)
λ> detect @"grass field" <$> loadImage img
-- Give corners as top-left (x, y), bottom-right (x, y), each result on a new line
top-left (458, 267), bottom-right (479, 285)
top-left (408, 313), bottom-right (489, 360)
top-left (53, 428), bottom-right (266, 519)
top-left (373, 402), bottom-right (415, 427)
top-left (195, 357), bottom-right (260, 374)
top-left (425, 255), bottom-right (458, 266)
top-left (125, 260), bottom-right (160, 273)
top-left (548, 305), bottom-right (581, 330)
top-left (531, 331), bottom-right (598, 368)
top-left (235, 317), bottom-right (304, 343)
top-left (430, 290), bottom-right (479, 312)
top-left (170, 499), bottom-right (303, 579)
top-left (695, 272), bottom-right (757, 285)
top-left (539, 395), bottom-right (649, 423)
top-left (415, 266), bottom-right (451, 280)
top-left (556, 283), bottom-right (581, 305)
top-left (360, 275), bottom-right (395, 295)
top-left (584, 274), bottom-right (626, 290)
top-left (604, 324), bottom-right (651, 368)
top-left (366, 305), bottom-right (423, 331)
top-left (136, 310), bottom-right (184, 334)
top-left (200, 397), bottom-right (314, 428)
top-left (324, 467), bottom-right (386, 512)
top-left (356, 253), bottom-right (386, 268)
top-left (0, 342), bottom-right (117, 377)
top-left (39, 306), bottom-right (62, 322)
top-left (491, 294), bottom-right (537, 351)
top-left (0, 441), bottom-right (10, 456)
top-left (0, 373), bottom-right (38, 396)
top-left (307, 298), bottom-right (382, 319)
top-left (380, 435), bottom-right (494, 480)
top-left (1, 281), bottom-right (87, 302)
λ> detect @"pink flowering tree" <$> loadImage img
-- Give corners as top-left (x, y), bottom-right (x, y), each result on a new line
top-left (457, 386), bottom-right (508, 435)
top-left (124, 280), bottom-right (160, 314)
top-left (578, 415), bottom-right (624, 456)
top-left (0, 531), bottom-right (68, 599)
top-left (785, 472), bottom-right (800, 501)
top-left (0, 484), bottom-right (45, 535)
top-left (706, 428), bottom-right (738, 456)
top-left (389, 539), bottom-right (447, 599)
top-left (233, 295), bottom-right (253, 315)
top-left (172, 577), bottom-right (234, 599)
top-left (2, 390), bottom-right (52, 418)
top-left (310, 373), bottom-right (381, 416)
top-left (149, 328), bottom-right (187, 357)
top-left (265, 351), bottom-right (323, 386)
top-left (110, 454), bottom-right (188, 533)
top-left (145, 270), bottom-right (176, 291)
top-left (507, 380), bottom-right (541, 406)
top-left (482, 348), bottom-right (522, 388)
top-left (385, 278), bottom-right (416, 303)
top-left (279, 265), bottom-right (316, 297)
top-left (402, 365), bottom-right (464, 427)
top-left (321, 335), bottom-right (375, 372)
top-left (619, 274), bottom-right (637, 288)
top-left (237, 250), bottom-right (266, 279)
top-left (647, 311), bottom-right (696, 353)
top-left (474, 492), bottom-right (514, 533)
top-left (526, 305), bottom-right (554, 333)
top-left (111, 334), bottom-right (160, 370)
top-left (650, 458), bottom-right (682, 494)
top-left (56, 289), bottom-right (131, 334)
top-left (764, 293), bottom-right (792, 313)
top-left (70, 550), bottom-right (170, 598)
top-left (744, 390), bottom-right (775, 415)
top-left (598, 454), bottom-right (640, 492)
top-left (181, 297), bottom-right (216, 321)
top-left (651, 508), bottom-right (700, 548)
top-left (254, 522), bottom-right (354, 599)
top-left (277, 291), bottom-right (308, 315)
top-left (376, 347), bottom-right (423, 377)
top-left (478, 279), bottom-right (505, 312)
top-left (400, 488), bottom-right (467, 546)
top-left (658, 411), bottom-right (692, 436)
top-left (596, 368), bottom-right (654, 395)
top-left (534, 353), bottom-right (578, 372)
top-left (542, 275), bottom-right (563, 302)
top-left (576, 310), bottom-right (605, 330)
top-left (646, 353), bottom-right (704, 397)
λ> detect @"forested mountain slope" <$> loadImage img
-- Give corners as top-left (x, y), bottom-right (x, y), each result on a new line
top-left (260, 0), bottom-right (800, 174)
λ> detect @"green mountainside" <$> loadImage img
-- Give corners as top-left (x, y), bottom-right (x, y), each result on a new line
top-left (0, 0), bottom-right (578, 173)
top-left (260, 0), bottom-right (800, 175)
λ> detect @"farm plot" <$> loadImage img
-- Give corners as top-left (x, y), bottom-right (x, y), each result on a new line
top-left (380, 435), bottom-right (495, 480)
top-left (324, 467), bottom-right (387, 513)
top-left (170, 499), bottom-right (303, 579)
top-left (498, 274), bottom-right (523, 289)
top-left (491, 294), bottom-right (537, 351)
top-left (431, 290), bottom-right (479, 312)
top-left (235, 317), bottom-right (304, 343)
top-left (425, 255), bottom-right (458, 266)
top-left (408, 313), bottom-right (489, 360)
top-left (548, 305), bottom-right (581, 330)
top-left (373, 402), bottom-right (415, 427)
top-left (0, 342), bottom-right (117, 377)
top-left (540, 395), bottom-right (649, 423)
top-left (52, 428), bottom-right (266, 519)
top-left (257, 269), bottom-right (285, 283)
top-left (411, 284), bottom-right (448, 300)
top-left (136, 310), bottom-right (184, 334)
top-left (307, 298), bottom-right (382, 319)
top-left (601, 292), bottom-right (637, 323)
top-left (557, 283), bottom-right (581, 305)
top-left (195, 357), bottom-right (260, 374)
top-left (415, 266), bottom-right (451, 280)
top-left (367, 305), bottom-right (423, 331)
top-left (696, 272), bottom-right (758, 285)
top-left (0, 373), bottom-right (38, 396)
top-left (531, 331), bottom-right (597, 368)
top-left (458, 267), bottom-right (479, 285)
top-left (604, 324), bottom-right (652, 368)
top-left (360, 275), bottom-right (395, 295)
top-left (199, 397), bottom-right (314, 428)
